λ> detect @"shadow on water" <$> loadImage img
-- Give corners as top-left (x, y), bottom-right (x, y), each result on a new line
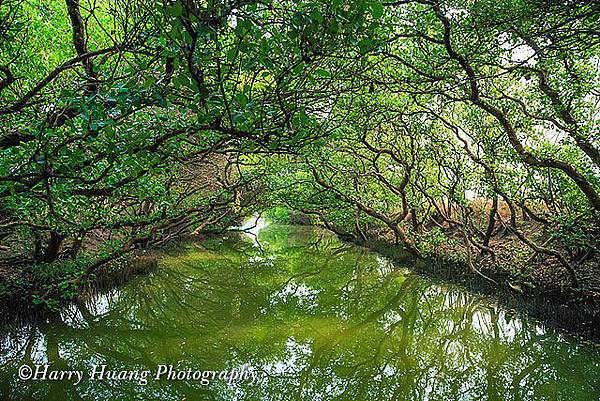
top-left (0, 223), bottom-right (599, 400)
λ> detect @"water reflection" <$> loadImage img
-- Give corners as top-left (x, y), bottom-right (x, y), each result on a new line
top-left (233, 214), bottom-right (269, 248)
top-left (0, 225), bottom-right (599, 400)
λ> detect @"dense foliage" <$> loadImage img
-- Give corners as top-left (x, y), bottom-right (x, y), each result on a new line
top-left (0, 0), bottom-right (598, 300)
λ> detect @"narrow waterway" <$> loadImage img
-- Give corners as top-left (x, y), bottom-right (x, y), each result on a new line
top-left (0, 222), bottom-right (599, 400)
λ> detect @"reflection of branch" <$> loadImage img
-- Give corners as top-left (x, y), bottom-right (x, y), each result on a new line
top-left (227, 212), bottom-right (266, 251)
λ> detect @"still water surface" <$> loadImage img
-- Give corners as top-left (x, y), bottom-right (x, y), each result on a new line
top-left (0, 223), bottom-right (599, 400)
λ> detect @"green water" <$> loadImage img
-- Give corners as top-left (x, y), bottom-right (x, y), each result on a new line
top-left (0, 223), bottom-right (599, 400)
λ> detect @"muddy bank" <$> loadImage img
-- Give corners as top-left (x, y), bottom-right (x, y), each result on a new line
top-left (0, 250), bottom-right (160, 324)
top-left (0, 225), bottom-right (233, 314)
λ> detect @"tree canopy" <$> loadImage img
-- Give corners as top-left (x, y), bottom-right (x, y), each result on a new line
top-left (0, 0), bottom-right (598, 299)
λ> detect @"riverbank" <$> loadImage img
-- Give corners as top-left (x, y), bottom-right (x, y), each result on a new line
top-left (273, 208), bottom-right (600, 341)
top-left (0, 249), bottom-right (160, 315)
top-left (0, 222), bottom-right (246, 314)
top-left (352, 227), bottom-right (600, 342)
top-left (1, 221), bottom-right (599, 342)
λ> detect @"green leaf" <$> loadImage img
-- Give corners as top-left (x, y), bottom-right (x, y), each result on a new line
top-left (371, 2), bottom-right (384, 19)
top-left (236, 19), bottom-right (252, 36)
top-left (297, 110), bottom-right (309, 125)
top-left (315, 68), bottom-right (331, 78)
top-left (358, 37), bottom-right (374, 53)
top-left (293, 62), bottom-right (305, 75)
top-left (143, 77), bottom-right (156, 89)
top-left (167, 2), bottom-right (183, 17)
top-left (235, 93), bottom-right (249, 107)
top-left (173, 72), bottom-right (188, 88)
top-left (226, 47), bottom-right (237, 62)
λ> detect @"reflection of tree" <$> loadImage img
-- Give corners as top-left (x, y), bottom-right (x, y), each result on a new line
top-left (0, 226), bottom-right (598, 400)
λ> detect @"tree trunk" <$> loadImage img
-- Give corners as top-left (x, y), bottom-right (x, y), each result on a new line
top-left (482, 195), bottom-right (498, 251)
top-left (40, 231), bottom-right (64, 263)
